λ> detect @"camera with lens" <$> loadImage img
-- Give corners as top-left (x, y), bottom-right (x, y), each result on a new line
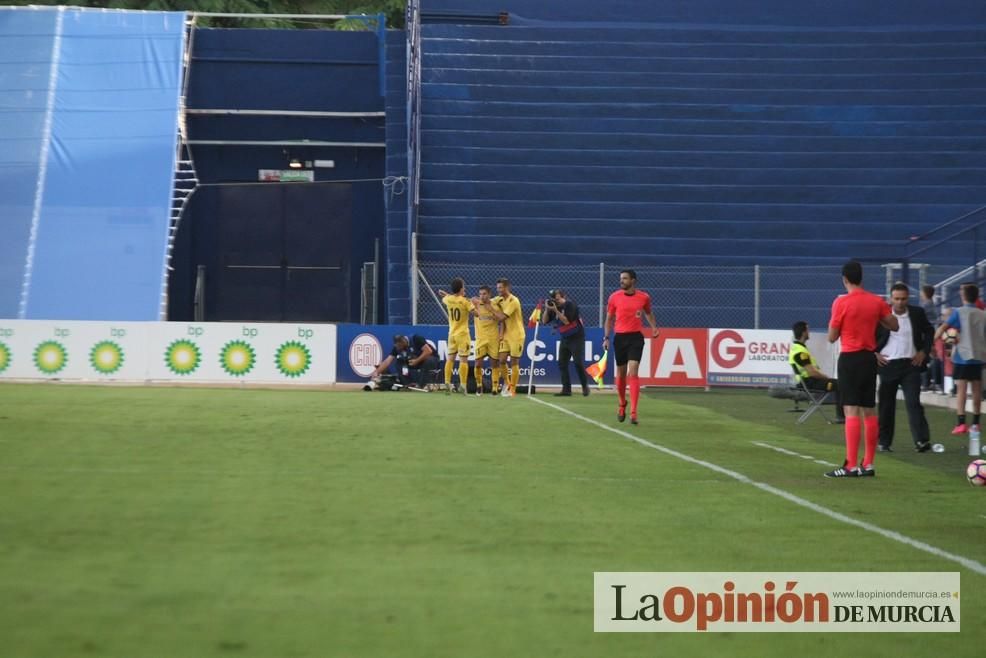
top-left (363, 374), bottom-right (401, 391)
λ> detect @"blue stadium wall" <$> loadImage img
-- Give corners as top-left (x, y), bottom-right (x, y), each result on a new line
top-left (423, 0), bottom-right (986, 26)
top-left (381, 0), bottom-right (986, 327)
top-left (167, 28), bottom-right (386, 323)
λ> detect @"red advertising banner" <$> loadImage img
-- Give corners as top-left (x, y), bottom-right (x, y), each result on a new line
top-left (637, 328), bottom-right (708, 387)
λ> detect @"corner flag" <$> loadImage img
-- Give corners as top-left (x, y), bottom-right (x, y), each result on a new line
top-left (585, 350), bottom-right (608, 387)
top-left (527, 300), bottom-right (543, 328)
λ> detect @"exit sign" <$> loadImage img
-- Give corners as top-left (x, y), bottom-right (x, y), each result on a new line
top-left (258, 169), bottom-right (314, 182)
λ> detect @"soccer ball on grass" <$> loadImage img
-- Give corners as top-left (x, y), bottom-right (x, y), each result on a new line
top-left (966, 459), bottom-right (986, 486)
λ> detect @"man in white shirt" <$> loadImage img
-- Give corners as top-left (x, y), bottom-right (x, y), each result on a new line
top-left (876, 283), bottom-right (934, 452)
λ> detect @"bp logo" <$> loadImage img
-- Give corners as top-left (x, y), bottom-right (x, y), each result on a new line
top-left (0, 341), bottom-right (10, 374)
top-left (34, 340), bottom-right (67, 374)
top-left (165, 339), bottom-right (201, 375)
top-left (276, 341), bottom-right (311, 378)
top-left (220, 340), bottom-right (255, 376)
top-left (90, 340), bottom-right (124, 375)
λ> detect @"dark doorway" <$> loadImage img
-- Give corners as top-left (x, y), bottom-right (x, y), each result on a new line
top-left (210, 183), bottom-right (353, 322)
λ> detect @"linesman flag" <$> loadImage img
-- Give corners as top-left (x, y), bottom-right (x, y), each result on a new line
top-left (527, 300), bottom-right (543, 328)
top-left (585, 350), bottom-right (608, 387)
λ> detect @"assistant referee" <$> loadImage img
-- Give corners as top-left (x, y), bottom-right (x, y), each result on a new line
top-left (602, 269), bottom-right (660, 425)
top-left (825, 261), bottom-right (897, 478)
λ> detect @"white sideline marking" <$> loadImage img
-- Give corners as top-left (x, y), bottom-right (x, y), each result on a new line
top-left (532, 397), bottom-right (986, 577)
top-left (752, 441), bottom-right (838, 467)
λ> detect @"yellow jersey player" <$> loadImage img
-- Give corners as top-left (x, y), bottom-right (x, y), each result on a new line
top-left (493, 277), bottom-right (525, 397)
top-left (471, 285), bottom-right (500, 396)
top-left (439, 277), bottom-right (473, 394)
top-left (488, 292), bottom-right (507, 394)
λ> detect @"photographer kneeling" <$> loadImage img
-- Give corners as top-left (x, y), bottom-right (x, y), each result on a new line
top-left (543, 289), bottom-right (590, 396)
top-left (368, 334), bottom-right (438, 390)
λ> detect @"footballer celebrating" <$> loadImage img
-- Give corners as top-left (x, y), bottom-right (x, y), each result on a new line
top-left (603, 269), bottom-right (660, 424)
top-left (439, 277), bottom-right (474, 395)
top-left (471, 285), bottom-right (500, 395)
top-left (492, 277), bottom-right (525, 397)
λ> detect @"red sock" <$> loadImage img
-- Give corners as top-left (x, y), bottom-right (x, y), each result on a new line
top-left (629, 375), bottom-right (640, 416)
top-left (863, 416), bottom-right (879, 468)
top-left (616, 375), bottom-right (626, 407)
top-left (844, 416), bottom-right (861, 470)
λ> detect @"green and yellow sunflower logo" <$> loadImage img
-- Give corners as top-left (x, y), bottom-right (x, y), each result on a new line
top-left (89, 340), bottom-right (124, 375)
top-left (275, 341), bottom-right (311, 378)
top-left (165, 339), bottom-right (200, 375)
top-left (0, 341), bottom-right (10, 374)
top-left (220, 340), bottom-right (255, 376)
top-left (34, 340), bottom-right (67, 375)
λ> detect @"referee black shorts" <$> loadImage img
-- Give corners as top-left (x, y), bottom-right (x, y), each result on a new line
top-left (837, 350), bottom-right (878, 408)
top-left (614, 332), bottom-right (645, 366)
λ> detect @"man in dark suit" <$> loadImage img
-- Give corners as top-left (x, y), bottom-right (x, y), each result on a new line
top-left (876, 282), bottom-right (934, 452)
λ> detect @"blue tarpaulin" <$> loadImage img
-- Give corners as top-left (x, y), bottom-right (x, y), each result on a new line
top-left (0, 6), bottom-right (185, 320)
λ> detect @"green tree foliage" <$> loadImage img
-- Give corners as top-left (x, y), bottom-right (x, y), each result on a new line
top-left (5, 0), bottom-right (406, 28)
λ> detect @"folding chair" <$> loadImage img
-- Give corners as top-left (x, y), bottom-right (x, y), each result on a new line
top-left (791, 364), bottom-right (832, 425)
top-left (767, 383), bottom-right (809, 412)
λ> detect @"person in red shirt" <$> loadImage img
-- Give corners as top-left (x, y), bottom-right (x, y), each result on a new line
top-left (825, 261), bottom-right (898, 478)
top-left (602, 269), bottom-right (660, 424)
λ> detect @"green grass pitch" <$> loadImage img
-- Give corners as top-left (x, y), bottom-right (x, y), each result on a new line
top-left (1, 383), bottom-right (984, 656)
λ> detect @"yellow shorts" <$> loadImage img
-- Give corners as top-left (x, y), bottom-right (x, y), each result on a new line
top-left (498, 335), bottom-right (524, 359)
top-left (448, 330), bottom-right (471, 357)
top-left (474, 339), bottom-right (499, 360)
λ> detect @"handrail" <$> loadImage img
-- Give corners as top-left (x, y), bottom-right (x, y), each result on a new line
top-left (880, 206), bottom-right (986, 287)
top-left (420, 10), bottom-right (509, 24)
top-left (935, 259), bottom-right (986, 290)
top-left (896, 211), bottom-right (986, 289)
top-left (189, 12), bottom-right (348, 19)
top-left (878, 205), bottom-right (986, 288)
top-left (906, 204), bottom-right (986, 249)
top-left (908, 215), bottom-right (986, 260)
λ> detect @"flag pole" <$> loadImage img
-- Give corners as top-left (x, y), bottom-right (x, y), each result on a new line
top-left (526, 299), bottom-right (543, 397)
top-left (526, 315), bottom-right (540, 397)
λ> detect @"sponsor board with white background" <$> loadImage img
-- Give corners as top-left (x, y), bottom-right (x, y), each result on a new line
top-left (0, 321), bottom-right (149, 381)
top-left (0, 321), bottom-right (840, 388)
top-left (707, 328), bottom-right (834, 387)
top-left (0, 321), bottom-right (335, 384)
